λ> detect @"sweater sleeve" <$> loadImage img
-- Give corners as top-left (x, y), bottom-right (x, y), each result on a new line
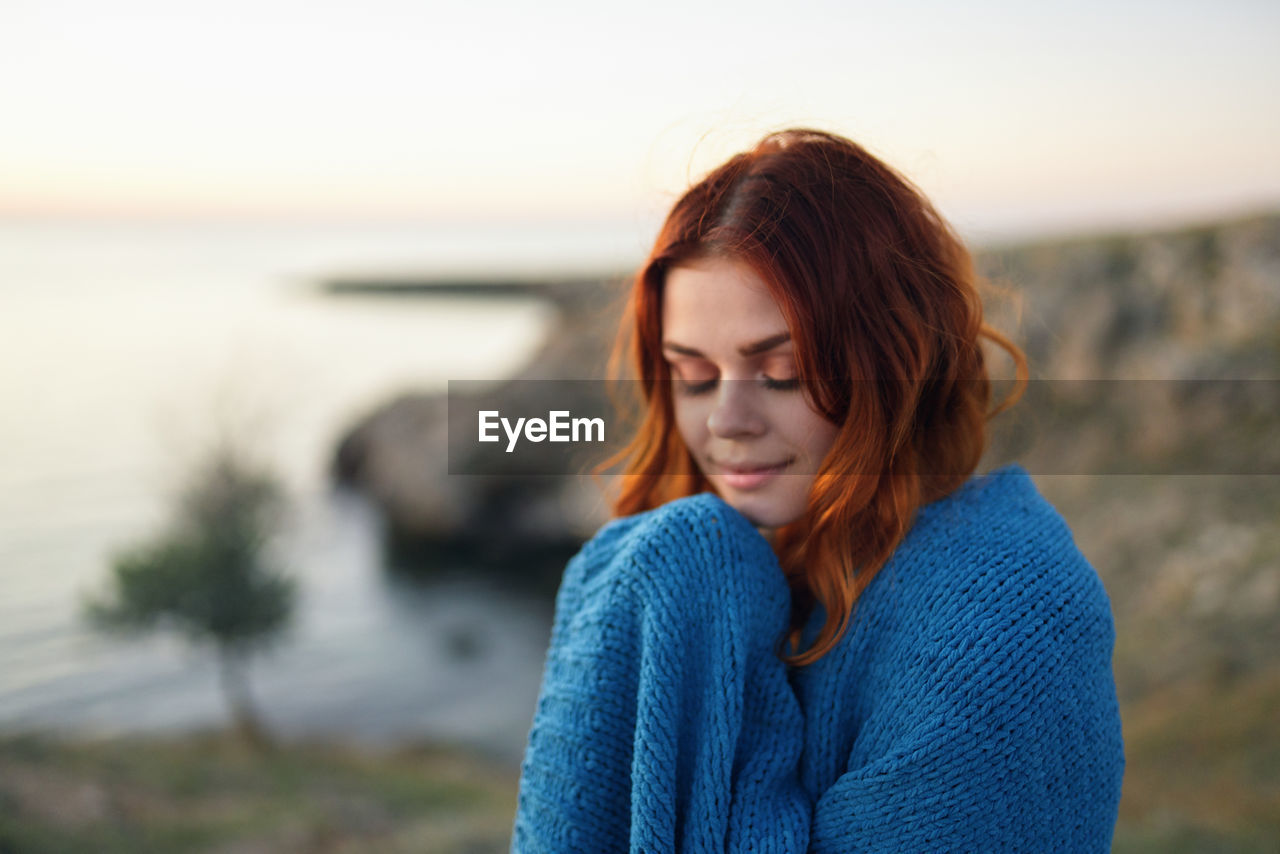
top-left (510, 492), bottom-right (812, 853)
top-left (807, 548), bottom-right (1126, 853)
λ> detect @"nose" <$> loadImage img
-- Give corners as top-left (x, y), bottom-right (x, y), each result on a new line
top-left (706, 380), bottom-right (767, 439)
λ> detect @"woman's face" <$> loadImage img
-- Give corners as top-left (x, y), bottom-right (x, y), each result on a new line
top-left (661, 255), bottom-right (840, 531)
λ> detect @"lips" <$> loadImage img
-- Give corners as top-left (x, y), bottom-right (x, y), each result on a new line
top-left (711, 457), bottom-right (794, 490)
top-left (716, 459), bottom-right (791, 474)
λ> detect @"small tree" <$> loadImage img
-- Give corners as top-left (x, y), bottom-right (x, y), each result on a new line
top-left (84, 438), bottom-right (297, 750)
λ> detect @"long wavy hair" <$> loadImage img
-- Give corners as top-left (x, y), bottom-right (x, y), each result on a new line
top-left (594, 128), bottom-right (1028, 666)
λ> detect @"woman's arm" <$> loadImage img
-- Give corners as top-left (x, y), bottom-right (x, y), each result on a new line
top-left (806, 550), bottom-right (1126, 853)
top-left (511, 492), bottom-right (811, 853)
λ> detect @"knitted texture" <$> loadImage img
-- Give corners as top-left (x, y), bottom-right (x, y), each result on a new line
top-left (510, 463), bottom-right (1125, 852)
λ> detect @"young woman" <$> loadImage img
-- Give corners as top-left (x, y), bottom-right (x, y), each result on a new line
top-left (510, 129), bottom-right (1125, 852)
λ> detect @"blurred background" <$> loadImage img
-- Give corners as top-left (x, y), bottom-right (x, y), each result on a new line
top-left (1, 0), bottom-right (1277, 851)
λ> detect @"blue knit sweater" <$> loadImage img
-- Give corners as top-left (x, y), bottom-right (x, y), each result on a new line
top-left (511, 463), bottom-right (1125, 852)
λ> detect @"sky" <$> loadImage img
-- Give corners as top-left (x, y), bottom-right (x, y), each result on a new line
top-left (2, 0), bottom-right (1278, 241)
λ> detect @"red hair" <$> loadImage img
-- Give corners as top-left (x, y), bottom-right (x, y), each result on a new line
top-left (594, 128), bottom-right (1028, 666)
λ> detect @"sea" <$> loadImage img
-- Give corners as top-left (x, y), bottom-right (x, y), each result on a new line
top-left (0, 214), bottom-right (654, 762)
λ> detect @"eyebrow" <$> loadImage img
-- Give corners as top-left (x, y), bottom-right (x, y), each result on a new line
top-left (662, 332), bottom-right (792, 359)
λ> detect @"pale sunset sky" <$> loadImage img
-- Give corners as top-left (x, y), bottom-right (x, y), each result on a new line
top-left (2, 0), bottom-right (1277, 241)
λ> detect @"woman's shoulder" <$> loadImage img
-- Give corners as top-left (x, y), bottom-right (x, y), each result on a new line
top-left (914, 463), bottom-right (1070, 539)
top-left (885, 464), bottom-right (1113, 646)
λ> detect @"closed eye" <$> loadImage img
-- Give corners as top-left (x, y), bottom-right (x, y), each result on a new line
top-left (675, 376), bottom-right (800, 396)
top-left (676, 378), bottom-right (717, 396)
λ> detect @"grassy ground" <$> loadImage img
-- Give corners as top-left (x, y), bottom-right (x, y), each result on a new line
top-left (3, 672), bottom-right (1277, 853)
top-left (0, 730), bottom-right (520, 853)
top-left (5, 699), bottom-right (1278, 854)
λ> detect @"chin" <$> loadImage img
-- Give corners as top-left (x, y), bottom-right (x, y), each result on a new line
top-left (715, 491), bottom-right (801, 531)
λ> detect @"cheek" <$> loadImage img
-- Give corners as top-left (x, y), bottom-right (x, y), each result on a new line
top-left (670, 396), bottom-right (721, 458)
top-left (788, 409), bottom-right (841, 459)
top-left (814, 421), bottom-right (840, 456)
top-left (672, 400), bottom-right (707, 451)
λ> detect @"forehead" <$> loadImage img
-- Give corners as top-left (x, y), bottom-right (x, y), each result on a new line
top-left (661, 256), bottom-right (788, 341)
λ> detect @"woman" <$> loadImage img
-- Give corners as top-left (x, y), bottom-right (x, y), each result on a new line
top-left (510, 129), bottom-right (1125, 852)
